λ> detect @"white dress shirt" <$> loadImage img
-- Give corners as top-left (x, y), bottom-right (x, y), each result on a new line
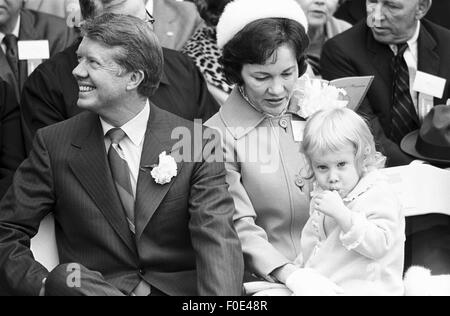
top-left (100, 101), bottom-right (150, 197)
top-left (0, 16), bottom-right (21, 54)
top-left (145, 0), bottom-right (154, 14)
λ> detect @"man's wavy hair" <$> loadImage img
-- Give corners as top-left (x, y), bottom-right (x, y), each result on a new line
top-left (80, 13), bottom-right (163, 97)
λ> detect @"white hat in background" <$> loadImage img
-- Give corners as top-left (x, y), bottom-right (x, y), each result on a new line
top-left (216, 0), bottom-right (308, 48)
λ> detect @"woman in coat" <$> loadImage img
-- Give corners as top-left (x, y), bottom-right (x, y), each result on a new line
top-left (206, 0), bottom-right (341, 295)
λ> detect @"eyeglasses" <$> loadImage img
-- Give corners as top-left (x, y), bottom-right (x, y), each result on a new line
top-left (144, 10), bottom-right (155, 25)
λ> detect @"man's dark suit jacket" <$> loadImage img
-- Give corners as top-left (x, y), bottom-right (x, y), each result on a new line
top-left (0, 78), bottom-right (25, 198)
top-left (0, 103), bottom-right (244, 296)
top-left (321, 20), bottom-right (450, 167)
top-left (0, 9), bottom-right (77, 101)
top-left (21, 39), bottom-right (220, 152)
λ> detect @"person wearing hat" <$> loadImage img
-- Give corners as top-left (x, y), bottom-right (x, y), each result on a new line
top-left (400, 104), bottom-right (450, 275)
top-left (206, 0), bottom-right (342, 295)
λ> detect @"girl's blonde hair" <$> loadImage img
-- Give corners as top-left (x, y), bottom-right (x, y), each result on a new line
top-left (302, 108), bottom-right (385, 176)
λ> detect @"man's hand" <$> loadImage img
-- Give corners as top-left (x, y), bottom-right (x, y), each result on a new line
top-left (285, 268), bottom-right (344, 296)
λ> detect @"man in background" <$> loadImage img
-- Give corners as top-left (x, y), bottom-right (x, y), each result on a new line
top-left (0, 0), bottom-right (77, 100)
top-left (21, 0), bottom-right (219, 152)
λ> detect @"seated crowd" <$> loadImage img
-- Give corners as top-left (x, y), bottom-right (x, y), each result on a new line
top-left (0, 0), bottom-right (449, 296)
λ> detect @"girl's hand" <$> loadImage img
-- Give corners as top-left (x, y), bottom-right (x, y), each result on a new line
top-left (313, 190), bottom-right (346, 218)
top-left (314, 191), bottom-right (353, 233)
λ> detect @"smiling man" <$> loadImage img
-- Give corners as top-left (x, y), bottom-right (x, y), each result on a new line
top-left (0, 13), bottom-right (243, 296)
top-left (20, 0), bottom-right (219, 153)
top-left (321, 0), bottom-right (450, 167)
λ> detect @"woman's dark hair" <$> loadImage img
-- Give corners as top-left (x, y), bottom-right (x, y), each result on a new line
top-left (220, 18), bottom-right (309, 86)
top-left (194, 0), bottom-right (231, 27)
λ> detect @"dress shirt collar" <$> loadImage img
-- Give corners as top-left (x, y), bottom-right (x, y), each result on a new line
top-left (146, 0), bottom-right (154, 15)
top-left (389, 21), bottom-right (421, 55)
top-left (0, 15), bottom-right (21, 50)
top-left (100, 99), bottom-right (150, 146)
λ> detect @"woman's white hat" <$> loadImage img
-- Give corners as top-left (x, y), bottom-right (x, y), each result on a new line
top-left (217, 0), bottom-right (308, 49)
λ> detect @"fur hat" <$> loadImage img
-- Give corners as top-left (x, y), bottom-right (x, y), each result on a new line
top-left (404, 266), bottom-right (450, 296)
top-left (216, 0), bottom-right (308, 48)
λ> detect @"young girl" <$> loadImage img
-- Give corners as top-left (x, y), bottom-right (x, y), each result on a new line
top-left (296, 107), bottom-right (405, 296)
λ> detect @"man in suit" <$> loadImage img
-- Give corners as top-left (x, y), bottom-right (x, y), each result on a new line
top-left (0, 13), bottom-right (243, 296)
top-left (321, 0), bottom-right (450, 167)
top-left (149, 0), bottom-right (203, 51)
top-left (20, 0), bottom-right (219, 152)
top-left (335, 0), bottom-right (450, 29)
top-left (0, 77), bottom-right (25, 198)
top-left (0, 0), bottom-right (77, 101)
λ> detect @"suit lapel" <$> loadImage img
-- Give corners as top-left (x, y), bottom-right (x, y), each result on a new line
top-left (418, 23), bottom-right (439, 75)
top-left (68, 113), bottom-right (137, 254)
top-left (417, 24), bottom-right (440, 92)
top-left (366, 27), bottom-right (394, 86)
top-left (134, 104), bottom-right (184, 241)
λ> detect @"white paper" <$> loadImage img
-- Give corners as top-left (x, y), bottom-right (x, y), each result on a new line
top-left (18, 40), bottom-right (50, 60)
top-left (291, 120), bottom-right (306, 142)
top-left (380, 164), bottom-right (450, 217)
top-left (413, 71), bottom-right (446, 99)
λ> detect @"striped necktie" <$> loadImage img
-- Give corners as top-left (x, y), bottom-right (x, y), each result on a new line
top-left (3, 34), bottom-right (19, 81)
top-left (390, 43), bottom-right (419, 144)
top-left (107, 128), bottom-right (135, 234)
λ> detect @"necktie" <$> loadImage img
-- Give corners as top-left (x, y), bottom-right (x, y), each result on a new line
top-left (107, 128), bottom-right (135, 234)
top-left (390, 43), bottom-right (419, 144)
top-left (3, 34), bottom-right (19, 81)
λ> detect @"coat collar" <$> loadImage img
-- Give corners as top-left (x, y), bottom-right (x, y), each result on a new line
top-left (218, 87), bottom-right (302, 139)
top-left (218, 88), bottom-right (266, 140)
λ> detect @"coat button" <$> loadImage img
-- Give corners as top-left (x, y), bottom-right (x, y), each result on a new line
top-left (279, 118), bottom-right (288, 129)
top-left (295, 177), bottom-right (305, 188)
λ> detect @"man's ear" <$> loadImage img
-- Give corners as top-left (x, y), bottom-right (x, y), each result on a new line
top-left (126, 70), bottom-right (145, 92)
top-left (416, 0), bottom-right (432, 20)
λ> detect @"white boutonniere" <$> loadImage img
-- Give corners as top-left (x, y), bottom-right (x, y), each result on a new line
top-left (148, 151), bottom-right (178, 185)
top-left (291, 75), bottom-right (348, 119)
